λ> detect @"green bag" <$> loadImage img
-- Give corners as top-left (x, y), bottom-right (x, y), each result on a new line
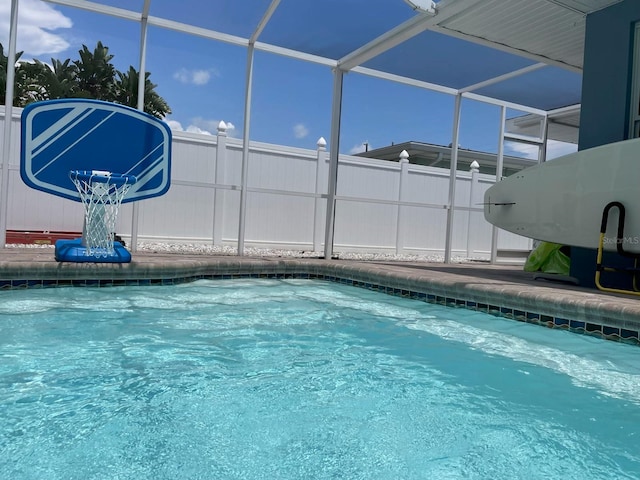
top-left (524, 242), bottom-right (570, 276)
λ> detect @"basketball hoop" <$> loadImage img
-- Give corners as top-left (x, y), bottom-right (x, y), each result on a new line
top-left (69, 170), bottom-right (137, 258)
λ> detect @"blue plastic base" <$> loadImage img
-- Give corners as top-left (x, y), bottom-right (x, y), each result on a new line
top-left (55, 238), bottom-right (132, 263)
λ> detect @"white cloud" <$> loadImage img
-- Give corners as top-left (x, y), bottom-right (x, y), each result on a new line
top-left (504, 142), bottom-right (538, 160)
top-left (0, 0), bottom-right (72, 56)
top-left (505, 139), bottom-right (577, 161)
top-left (546, 140), bottom-right (578, 160)
top-left (349, 142), bottom-right (371, 155)
top-left (225, 121), bottom-right (236, 134)
top-left (190, 116), bottom-right (235, 136)
top-left (186, 125), bottom-right (212, 135)
top-left (173, 68), bottom-right (216, 85)
top-left (165, 119), bottom-right (184, 131)
top-left (191, 70), bottom-right (211, 85)
top-left (189, 117), bottom-right (218, 134)
top-left (293, 123), bottom-right (308, 139)
top-left (166, 117), bottom-right (236, 137)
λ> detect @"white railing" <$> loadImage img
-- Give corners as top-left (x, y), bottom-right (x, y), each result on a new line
top-left (1, 108), bottom-right (531, 260)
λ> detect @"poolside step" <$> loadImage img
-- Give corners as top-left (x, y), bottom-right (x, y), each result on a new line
top-left (496, 248), bottom-right (530, 264)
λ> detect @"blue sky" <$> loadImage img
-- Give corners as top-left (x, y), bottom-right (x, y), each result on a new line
top-left (1, 0), bottom-right (578, 160)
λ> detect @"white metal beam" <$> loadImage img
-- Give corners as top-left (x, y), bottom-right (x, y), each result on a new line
top-left (250, 0), bottom-right (281, 43)
top-left (44, 0), bottom-right (142, 21)
top-left (44, 0), bottom-right (251, 46)
top-left (237, 45), bottom-right (256, 256)
top-left (253, 42), bottom-right (337, 68)
top-left (44, 0), bottom-right (339, 68)
top-left (338, 0), bottom-right (484, 72)
top-left (42, 0), bottom-right (576, 114)
top-left (0, 0), bottom-right (19, 248)
top-left (459, 63), bottom-right (547, 94)
top-left (547, 104), bottom-right (581, 116)
top-left (352, 66), bottom-right (458, 96)
top-left (136, 0), bottom-right (152, 112)
top-left (539, 114), bottom-right (549, 163)
top-left (147, 16), bottom-right (248, 47)
top-left (490, 105), bottom-right (507, 264)
top-left (461, 91), bottom-right (548, 116)
top-left (338, 13), bottom-right (436, 72)
top-left (235, 1), bottom-right (283, 255)
top-left (443, 94), bottom-right (462, 263)
top-left (129, 0), bottom-right (152, 253)
top-left (323, 70), bottom-right (344, 260)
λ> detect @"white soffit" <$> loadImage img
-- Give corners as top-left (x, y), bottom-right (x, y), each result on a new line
top-left (432, 0), bottom-right (623, 72)
top-left (546, 0), bottom-right (624, 13)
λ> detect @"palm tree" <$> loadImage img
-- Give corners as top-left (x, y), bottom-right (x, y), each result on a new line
top-left (14, 59), bottom-right (49, 105)
top-left (42, 58), bottom-right (78, 99)
top-left (0, 44), bottom-right (24, 106)
top-left (12, 58), bottom-right (79, 107)
top-left (0, 41), bottom-right (171, 116)
top-left (73, 41), bottom-right (118, 101)
top-left (115, 66), bottom-right (171, 119)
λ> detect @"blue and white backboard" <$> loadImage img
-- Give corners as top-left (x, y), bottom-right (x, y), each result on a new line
top-left (20, 99), bottom-right (171, 203)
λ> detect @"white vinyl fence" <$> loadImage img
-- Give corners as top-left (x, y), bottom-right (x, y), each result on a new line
top-left (1, 107), bottom-right (531, 260)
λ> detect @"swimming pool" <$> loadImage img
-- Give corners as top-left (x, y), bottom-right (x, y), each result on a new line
top-left (2, 278), bottom-right (640, 479)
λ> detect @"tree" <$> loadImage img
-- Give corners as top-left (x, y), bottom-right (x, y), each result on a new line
top-left (0, 45), bottom-right (72, 105)
top-left (13, 59), bottom-right (49, 105)
top-left (0, 44), bottom-right (24, 106)
top-left (0, 41), bottom-right (171, 118)
top-left (42, 58), bottom-right (78, 99)
top-left (73, 41), bottom-right (118, 101)
top-left (115, 66), bottom-right (171, 118)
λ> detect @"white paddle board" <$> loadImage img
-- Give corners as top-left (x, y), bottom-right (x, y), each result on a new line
top-left (484, 137), bottom-right (640, 253)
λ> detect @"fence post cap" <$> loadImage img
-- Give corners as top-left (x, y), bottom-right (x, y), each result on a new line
top-left (317, 137), bottom-right (327, 148)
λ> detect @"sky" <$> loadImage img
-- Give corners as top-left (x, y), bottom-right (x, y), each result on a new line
top-left (1, 0), bottom-right (579, 162)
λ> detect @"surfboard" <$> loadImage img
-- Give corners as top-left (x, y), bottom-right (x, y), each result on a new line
top-left (484, 137), bottom-right (640, 253)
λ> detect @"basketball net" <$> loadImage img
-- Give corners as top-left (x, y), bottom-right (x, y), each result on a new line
top-left (70, 171), bottom-right (137, 257)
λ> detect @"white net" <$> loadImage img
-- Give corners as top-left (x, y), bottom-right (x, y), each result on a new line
top-left (70, 170), bottom-right (137, 257)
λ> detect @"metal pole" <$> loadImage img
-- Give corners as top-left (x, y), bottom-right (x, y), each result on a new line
top-left (466, 160), bottom-right (479, 258)
top-left (539, 113), bottom-right (549, 163)
top-left (129, 0), bottom-right (151, 252)
top-left (237, 44), bottom-right (255, 255)
top-left (443, 93), bottom-right (462, 263)
top-left (490, 105), bottom-right (507, 263)
top-left (0, 0), bottom-right (20, 248)
top-left (323, 69), bottom-right (344, 260)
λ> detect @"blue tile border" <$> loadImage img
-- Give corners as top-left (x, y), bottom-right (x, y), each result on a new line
top-left (0, 270), bottom-right (637, 346)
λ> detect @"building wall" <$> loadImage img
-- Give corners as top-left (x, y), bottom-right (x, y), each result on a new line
top-left (579, 0), bottom-right (640, 149)
top-left (573, 0), bottom-right (640, 286)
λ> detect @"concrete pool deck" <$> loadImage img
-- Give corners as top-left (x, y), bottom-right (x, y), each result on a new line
top-left (2, 247), bottom-right (640, 343)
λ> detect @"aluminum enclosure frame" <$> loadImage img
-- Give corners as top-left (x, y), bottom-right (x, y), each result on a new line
top-left (4, 0), bottom-right (616, 260)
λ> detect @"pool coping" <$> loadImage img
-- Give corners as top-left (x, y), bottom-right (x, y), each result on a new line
top-left (2, 249), bottom-right (640, 344)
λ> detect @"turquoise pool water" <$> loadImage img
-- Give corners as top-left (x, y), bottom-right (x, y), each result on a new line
top-left (1, 278), bottom-right (640, 479)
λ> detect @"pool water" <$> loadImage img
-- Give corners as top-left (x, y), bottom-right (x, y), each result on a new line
top-left (1, 278), bottom-right (640, 479)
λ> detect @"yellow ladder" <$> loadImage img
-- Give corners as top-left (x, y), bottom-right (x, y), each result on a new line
top-left (595, 201), bottom-right (640, 296)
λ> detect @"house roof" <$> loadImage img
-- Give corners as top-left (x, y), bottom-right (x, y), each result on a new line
top-left (45, 0), bottom-right (623, 112)
top-left (508, 105), bottom-right (581, 144)
top-left (356, 140), bottom-right (539, 177)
